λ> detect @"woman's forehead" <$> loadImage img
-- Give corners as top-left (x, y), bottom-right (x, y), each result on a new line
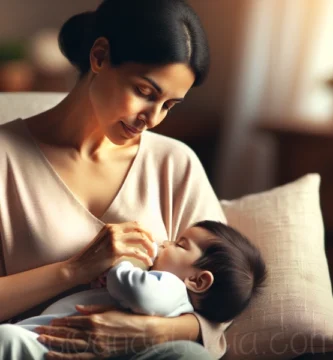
top-left (116, 62), bottom-right (195, 94)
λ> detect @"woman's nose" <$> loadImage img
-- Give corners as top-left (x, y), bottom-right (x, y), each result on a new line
top-left (145, 107), bottom-right (165, 129)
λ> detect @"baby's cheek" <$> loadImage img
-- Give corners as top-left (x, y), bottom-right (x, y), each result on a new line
top-left (151, 253), bottom-right (166, 270)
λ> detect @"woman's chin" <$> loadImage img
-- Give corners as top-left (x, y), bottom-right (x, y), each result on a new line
top-left (105, 133), bottom-right (133, 147)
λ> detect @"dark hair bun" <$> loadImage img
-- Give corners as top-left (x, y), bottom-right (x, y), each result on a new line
top-left (58, 11), bottom-right (96, 74)
top-left (58, 0), bottom-right (210, 85)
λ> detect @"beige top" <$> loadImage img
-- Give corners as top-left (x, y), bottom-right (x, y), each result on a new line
top-left (0, 118), bottom-right (229, 359)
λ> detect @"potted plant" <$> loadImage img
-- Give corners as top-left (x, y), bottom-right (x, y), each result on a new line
top-left (0, 39), bottom-right (34, 91)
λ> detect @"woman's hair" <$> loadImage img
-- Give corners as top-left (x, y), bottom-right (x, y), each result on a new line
top-left (192, 221), bottom-right (267, 323)
top-left (58, 0), bottom-right (210, 86)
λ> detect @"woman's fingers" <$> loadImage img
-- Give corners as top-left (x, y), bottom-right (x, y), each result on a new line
top-left (65, 221), bottom-right (156, 284)
top-left (37, 328), bottom-right (110, 355)
top-left (39, 331), bottom-right (132, 358)
top-left (35, 325), bottom-right (89, 338)
top-left (48, 316), bottom-right (98, 330)
top-left (117, 222), bottom-right (153, 241)
top-left (104, 222), bottom-right (155, 257)
top-left (37, 310), bottom-right (157, 357)
top-left (119, 247), bottom-right (153, 267)
top-left (118, 230), bottom-right (155, 257)
top-left (132, 223), bottom-right (153, 241)
top-left (39, 334), bottom-right (108, 359)
top-left (38, 334), bottom-right (90, 352)
top-left (75, 304), bottom-right (117, 315)
top-left (124, 236), bottom-right (155, 257)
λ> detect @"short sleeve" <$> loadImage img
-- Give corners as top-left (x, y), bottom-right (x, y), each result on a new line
top-left (162, 143), bottom-right (230, 358)
top-left (171, 144), bottom-right (227, 240)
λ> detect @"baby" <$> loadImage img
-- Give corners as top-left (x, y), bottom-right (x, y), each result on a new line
top-left (17, 220), bottom-right (267, 330)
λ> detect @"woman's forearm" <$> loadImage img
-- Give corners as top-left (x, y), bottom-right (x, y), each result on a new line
top-left (0, 261), bottom-right (76, 322)
top-left (148, 313), bottom-right (201, 344)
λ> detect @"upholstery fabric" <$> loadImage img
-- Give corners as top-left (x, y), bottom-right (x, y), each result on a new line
top-left (0, 92), bottom-right (66, 125)
top-left (221, 174), bottom-right (333, 359)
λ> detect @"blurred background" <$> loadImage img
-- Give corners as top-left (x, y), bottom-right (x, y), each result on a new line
top-left (1, 0), bottom-right (333, 229)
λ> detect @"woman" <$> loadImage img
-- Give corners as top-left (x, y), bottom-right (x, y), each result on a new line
top-left (0, 0), bottom-right (229, 359)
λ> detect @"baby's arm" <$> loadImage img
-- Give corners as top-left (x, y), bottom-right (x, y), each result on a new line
top-left (106, 261), bottom-right (194, 317)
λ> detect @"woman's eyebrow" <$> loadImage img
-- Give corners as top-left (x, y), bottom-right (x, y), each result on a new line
top-left (141, 76), bottom-right (184, 102)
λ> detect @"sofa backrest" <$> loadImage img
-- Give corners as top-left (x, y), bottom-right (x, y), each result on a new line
top-left (0, 92), bottom-right (67, 125)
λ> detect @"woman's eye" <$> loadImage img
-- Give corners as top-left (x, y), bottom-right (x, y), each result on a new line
top-left (136, 86), bottom-right (174, 113)
top-left (137, 86), bottom-right (152, 97)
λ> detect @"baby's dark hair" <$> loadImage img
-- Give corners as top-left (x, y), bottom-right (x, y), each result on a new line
top-left (192, 220), bottom-right (267, 323)
top-left (58, 0), bottom-right (210, 86)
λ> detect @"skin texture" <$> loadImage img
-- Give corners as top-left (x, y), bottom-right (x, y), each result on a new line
top-left (88, 39), bottom-right (194, 147)
top-left (34, 228), bottom-right (215, 359)
top-left (25, 38), bottom-right (195, 219)
top-left (152, 226), bottom-right (215, 307)
top-left (64, 222), bottom-right (156, 284)
top-left (152, 227), bottom-right (212, 279)
top-left (25, 38), bottom-right (202, 358)
top-left (0, 222), bottom-right (154, 323)
top-left (36, 305), bottom-right (202, 359)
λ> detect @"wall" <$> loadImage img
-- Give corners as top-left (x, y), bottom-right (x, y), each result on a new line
top-left (0, 0), bottom-right (265, 197)
top-left (0, 0), bottom-right (233, 114)
top-left (0, 0), bottom-right (100, 39)
top-left (181, 1), bottom-right (246, 115)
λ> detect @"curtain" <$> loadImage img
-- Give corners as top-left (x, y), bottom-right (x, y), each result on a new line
top-left (211, 0), bottom-right (333, 199)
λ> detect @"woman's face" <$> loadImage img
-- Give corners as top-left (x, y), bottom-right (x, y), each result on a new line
top-left (89, 60), bottom-right (195, 145)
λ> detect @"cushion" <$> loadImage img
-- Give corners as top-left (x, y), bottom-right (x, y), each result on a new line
top-left (0, 92), bottom-right (66, 126)
top-left (221, 174), bottom-right (333, 360)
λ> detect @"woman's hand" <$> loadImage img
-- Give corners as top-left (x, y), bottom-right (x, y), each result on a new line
top-left (63, 222), bottom-right (155, 286)
top-left (35, 304), bottom-right (161, 359)
top-left (35, 305), bottom-right (201, 359)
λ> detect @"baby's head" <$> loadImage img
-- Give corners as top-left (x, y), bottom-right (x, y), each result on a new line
top-left (151, 220), bottom-right (267, 322)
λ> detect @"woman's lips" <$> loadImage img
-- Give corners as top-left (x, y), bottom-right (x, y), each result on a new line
top-left (121, 122), bottom-right (142, 137)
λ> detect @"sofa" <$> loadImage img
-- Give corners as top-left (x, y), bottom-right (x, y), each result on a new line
top-left (1, 92), bottom-right (333, 359)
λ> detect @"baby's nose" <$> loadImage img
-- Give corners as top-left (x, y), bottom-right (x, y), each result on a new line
top-left (162, 240), bottom-right (172, 248)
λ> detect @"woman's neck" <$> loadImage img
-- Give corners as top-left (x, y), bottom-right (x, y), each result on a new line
top-left (27, 75), bottom-right (121, 159)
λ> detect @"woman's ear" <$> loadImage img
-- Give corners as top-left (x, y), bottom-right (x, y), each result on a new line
top-left (184, 270), bottom-right (214, 294)
top-left (90, 37), bottom-right (110, 74)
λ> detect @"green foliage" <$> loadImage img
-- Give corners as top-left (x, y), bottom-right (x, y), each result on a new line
top-left (0, 40), bottom-right (26, 63)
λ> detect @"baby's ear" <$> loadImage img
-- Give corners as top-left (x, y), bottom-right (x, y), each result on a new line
top-left (184, 270), bottom-right (214, 294)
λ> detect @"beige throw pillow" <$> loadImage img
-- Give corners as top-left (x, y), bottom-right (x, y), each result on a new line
top-left (221, 174), bottom-right (333, 360)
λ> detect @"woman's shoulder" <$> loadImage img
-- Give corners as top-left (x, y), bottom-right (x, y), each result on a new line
top-left (0, 119), bottom-right (31, 157)
top-left (0, 118), bottom-right (25, 140)
top-left (143, 131), bottom-right (199, 163)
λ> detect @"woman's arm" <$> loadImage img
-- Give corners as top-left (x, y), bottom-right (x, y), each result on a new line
top-left (35, 306), bottom-right (230, 359)
top-left (0, 222), bottom-right (154, 322)
top-left (35, 305), bottom-right (201, 359)
top-left (0, 261), bottom-right (75, 323)
top-left (149, 312), bottom-right (201, 343)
